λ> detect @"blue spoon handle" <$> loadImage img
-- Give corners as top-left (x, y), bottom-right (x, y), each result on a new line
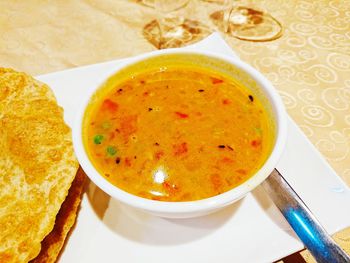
top-left (262, 169), bottom-right (350, 263)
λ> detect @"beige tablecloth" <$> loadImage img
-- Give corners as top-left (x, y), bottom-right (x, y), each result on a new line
top-left (1, 0), bottom-right (349, 262)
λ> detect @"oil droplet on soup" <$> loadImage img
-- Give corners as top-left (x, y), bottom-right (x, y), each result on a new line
top-left (85, 68), bottom-right (273, 201)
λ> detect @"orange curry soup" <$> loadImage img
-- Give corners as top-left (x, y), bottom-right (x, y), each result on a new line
top-left (84, 66), bottom-right (273, 201)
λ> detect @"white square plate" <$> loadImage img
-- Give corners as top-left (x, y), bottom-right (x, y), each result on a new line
top-left (38, 33), bottom-right (350, 263)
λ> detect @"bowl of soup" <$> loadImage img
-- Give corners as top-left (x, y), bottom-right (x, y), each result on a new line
top-left (73, 49), bottom-right (287, 218)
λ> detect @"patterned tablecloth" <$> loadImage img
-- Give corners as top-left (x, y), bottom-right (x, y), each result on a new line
top-left (1, 0), bottom-right (349, 262)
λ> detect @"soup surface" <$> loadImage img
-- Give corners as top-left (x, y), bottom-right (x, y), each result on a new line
top-left (84, 67), bottom-right (273, 201)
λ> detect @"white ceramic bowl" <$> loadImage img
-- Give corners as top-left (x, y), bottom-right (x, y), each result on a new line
top-left (73, 49), bottom-right (287, 218)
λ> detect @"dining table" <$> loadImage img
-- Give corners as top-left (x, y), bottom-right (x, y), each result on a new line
top-left (1, 0), bottom-right (349, 262)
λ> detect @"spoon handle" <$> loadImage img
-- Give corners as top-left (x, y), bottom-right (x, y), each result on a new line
top-left (262, 169), bottom-right (350, 263)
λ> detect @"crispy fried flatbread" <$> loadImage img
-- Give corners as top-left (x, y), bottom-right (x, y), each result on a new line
top-left (0, 68), bottom-right (79, 262)
top-left (31, 168), bottom-right (86, 263)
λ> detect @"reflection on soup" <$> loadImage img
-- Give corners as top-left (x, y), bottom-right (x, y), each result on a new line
top-left (84, 67), bottom-right (273, 201)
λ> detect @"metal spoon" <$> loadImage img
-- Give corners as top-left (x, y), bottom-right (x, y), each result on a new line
top-left (262, 169), bottom-right (350, 263)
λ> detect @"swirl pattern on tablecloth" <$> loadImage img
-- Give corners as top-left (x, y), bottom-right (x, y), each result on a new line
top-left (297, 89), bottom-right (316, 104)
top-left (322, 88), bottom-right (350, 111)
top-left (233, 0), bottom-right (350, 184)
top-left (278, 90), bottom-right (297, 109)
top-left (327, 53), bottom-right (350, 71)
top-left (301, 105), bottom-right (334, 127)
top-left (316, 130), bottom-right (349, 162)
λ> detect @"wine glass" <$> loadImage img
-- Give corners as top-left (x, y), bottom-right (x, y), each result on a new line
top-left (139, 0), bottom-right (211, 49)
top-left (204, 0), bottom-right (283, 41)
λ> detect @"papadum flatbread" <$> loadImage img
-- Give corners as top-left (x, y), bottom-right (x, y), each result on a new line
top-left (31, 168), bottom-right (85, 263)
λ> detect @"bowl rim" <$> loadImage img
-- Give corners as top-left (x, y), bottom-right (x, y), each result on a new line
top-left (73, 48), bottom-right (288, 215)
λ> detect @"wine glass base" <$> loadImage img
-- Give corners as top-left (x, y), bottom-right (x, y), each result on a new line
top-left (210, 6), bottom-right (283, 42)
top-left (143, 16), bottom-right (211, 49)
